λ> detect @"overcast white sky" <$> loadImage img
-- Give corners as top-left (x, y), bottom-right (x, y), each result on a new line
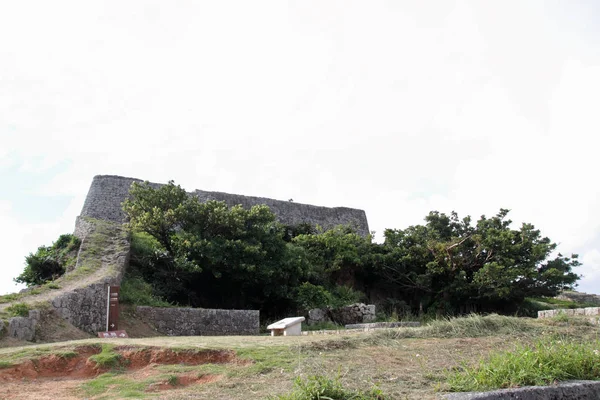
top-left (1, 1), bottom-right (599, 296)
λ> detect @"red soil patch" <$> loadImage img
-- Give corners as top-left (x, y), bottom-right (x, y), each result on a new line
top-left (121, 347), bottom-right (237, 369)
top-left (0, 346), bottom-right (239, 382)
top-left (0, 346), bottom-right (101, 381)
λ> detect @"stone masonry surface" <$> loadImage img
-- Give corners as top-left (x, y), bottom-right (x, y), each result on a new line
top-left (538, 307), bottom-right (600, 318)
top-left (537, 307), bottom-right (600, 325)
top-left (443, 380), bottom-right (600, 399)
top-left (51, 218), bottom-right (130, 334)
top-left (7, 310), bottom-right (40, 342)
top-left (136, 306), bottom-right (259, 336)
top-left (79, 175), bottom-right (370, 236)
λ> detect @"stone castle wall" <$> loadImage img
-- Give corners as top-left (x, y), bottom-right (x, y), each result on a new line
top-left (136, 306), bottom-right (259, 336)
top-left (79, 175), bottom-right (370, 236)
top-left (4, 174), bottom-right (368, 342)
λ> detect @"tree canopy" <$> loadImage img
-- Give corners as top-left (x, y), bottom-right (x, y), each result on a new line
top-left (121, 180), bottom-right (581, 318)
top-left (378, 209), bottom-right (580, 314)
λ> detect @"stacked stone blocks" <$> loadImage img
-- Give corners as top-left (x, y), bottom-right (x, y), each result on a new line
top-left (136, 306), bottom-right (259, 336)
top-left (80, 175), bottom-right (370, 236)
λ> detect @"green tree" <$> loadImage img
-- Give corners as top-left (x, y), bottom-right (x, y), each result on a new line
top-left (15, 234), bottom-right (81, 286)
top-left (379, 209), bottom-right (580, 314)
top-left (123, 181), bottom-right (311, 316)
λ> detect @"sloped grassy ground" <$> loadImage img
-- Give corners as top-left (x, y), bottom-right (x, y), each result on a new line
top-left (0, 314), bottom-right (598, 399)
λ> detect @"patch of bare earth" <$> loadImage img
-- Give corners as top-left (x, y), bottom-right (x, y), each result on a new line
top-left (146, 373), bottom-right (222, 392)
top-left (0, 346), bottom-right (240, 400)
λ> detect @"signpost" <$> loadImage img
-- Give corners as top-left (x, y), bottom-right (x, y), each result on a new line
top-left (108, 285), bottom-right (120, 331)
top-left (98, 285), bottom-right (128, 338)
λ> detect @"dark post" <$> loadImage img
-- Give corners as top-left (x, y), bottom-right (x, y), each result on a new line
top-left (108, 286), bottom-right (120, 331)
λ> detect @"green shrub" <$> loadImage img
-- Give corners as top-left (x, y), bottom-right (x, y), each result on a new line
top-left (274, 375), bottom-right (385, 400)
top-left (329, 285), bottom-right (365, 308)
top-left (447, 339), bottom-right (600, 391)
top-left (296, 282), bottom-right (332, 310)
top-left (6, 302), bottom-right (30, 317)
top-left (119, 275), bottom-right (172, 307)
top-left (296, 283), bottom-right (365, 311)
top-left (15, 234), bottom-right (81, 286)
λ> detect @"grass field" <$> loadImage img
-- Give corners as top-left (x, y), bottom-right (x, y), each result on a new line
top-left (0, 314), bottom-right (598, 399)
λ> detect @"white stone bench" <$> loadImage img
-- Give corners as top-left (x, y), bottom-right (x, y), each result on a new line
top-left (267, 317), bottom-right (305, 336)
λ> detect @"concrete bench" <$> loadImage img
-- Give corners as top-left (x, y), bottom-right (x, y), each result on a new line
top-left (267, 317), bottom-right (305, 336)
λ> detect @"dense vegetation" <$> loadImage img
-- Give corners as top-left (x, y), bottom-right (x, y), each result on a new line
top-left (121, 181), bottom-right (581, 319)
top-left (15, 234), bottom-right (80, 286)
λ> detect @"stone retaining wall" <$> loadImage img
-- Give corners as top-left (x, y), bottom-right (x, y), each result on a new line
top-left (6, 310), bottom-right (40, 341)
top-left (537, 307), bottom-right (600, 318)
top-left (52, 219), bottom-right (130, 334)
top-left (136, 306), bottom-right (260, 336)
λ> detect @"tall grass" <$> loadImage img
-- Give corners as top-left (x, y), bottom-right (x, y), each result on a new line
top-left (448, 339), bottom-right (600, 391)
top-left (369, 314), bottom-right (536, 341)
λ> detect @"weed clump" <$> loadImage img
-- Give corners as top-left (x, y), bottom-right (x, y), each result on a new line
top-left (0, 361), bottom-right (13, 369)
top-left (88, 345), bottom-right (124, 369)
top-left (6, 302), bottom-right (31, 317)
top-left (274, 375), bottom-right (385, 400)
top-left (447, 339), bottom-right (600, 391)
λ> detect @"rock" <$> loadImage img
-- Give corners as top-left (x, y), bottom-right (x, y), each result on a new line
top-left (308, 308), bottom-right (331, 325)
top-left (329, 303), bottom-right (377, 325)
top-left (8, 315), bottom-right (37, 341)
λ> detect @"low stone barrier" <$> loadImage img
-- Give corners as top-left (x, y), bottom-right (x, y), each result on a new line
top-left (345, 321), bottom-right (420, 330)
top-left (538, 307), bottom-right (600, 326)
top-left (443, 380), bottom-right (600, 399)
top-left (537, 307), bottom-right (600, 318)
top-left (136, 306), bottom-right (259, 336)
